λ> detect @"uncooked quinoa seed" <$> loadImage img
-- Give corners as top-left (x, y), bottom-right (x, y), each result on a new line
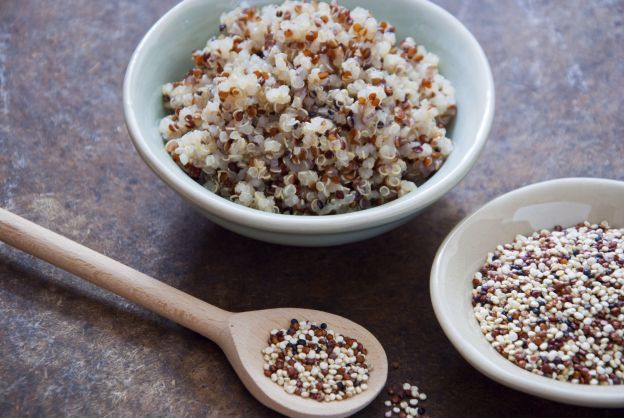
top-left (384, 382), bottom-right (429, 418)
top-left (262, 319), bottom-right (370, 401)
top-left (472, 221), bottom-right (624, 385)
top-left (160, 0), bottom-right (456, 214)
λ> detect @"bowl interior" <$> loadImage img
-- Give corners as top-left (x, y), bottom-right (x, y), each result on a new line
top-left (124, 0), bottom-right (493, 219)
top-left (431, 178), bottom-right (624, 407)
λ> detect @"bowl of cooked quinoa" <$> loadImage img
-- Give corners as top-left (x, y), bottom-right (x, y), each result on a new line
top-left (124, 0), bottom-right (494, 246)
top-left (431, 178), bottom-right (624, 407)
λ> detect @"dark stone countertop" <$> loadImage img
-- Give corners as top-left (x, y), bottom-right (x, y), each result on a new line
top-left (0, 0), bottom-right (623, 417)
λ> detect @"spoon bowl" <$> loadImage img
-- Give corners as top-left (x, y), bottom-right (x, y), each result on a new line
top-left (224, 308), bottom-right (387, 417)
top-left (0, 208), bottom-right (387, 417)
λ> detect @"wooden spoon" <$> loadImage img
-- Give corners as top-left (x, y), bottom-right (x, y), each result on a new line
top-left (0, 208), bottom-right (387, 418)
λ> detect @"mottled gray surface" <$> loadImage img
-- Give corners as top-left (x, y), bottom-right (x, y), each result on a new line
top-left (0, 0), bottom-right (623, 417)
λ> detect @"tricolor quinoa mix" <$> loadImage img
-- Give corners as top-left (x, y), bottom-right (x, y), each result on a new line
top-left (384, 383), bottom-right (429, 417)
top-left (262, 319), bottom-right (370, 402)
top-left (472, 222), bottom-right (624, 385)
top-left (160, 0), bottom-right (456, 215)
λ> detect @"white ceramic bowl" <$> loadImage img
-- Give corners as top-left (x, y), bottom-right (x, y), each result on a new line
top-left (124, 0), bottom-right (494, 246)
top-left (431, 177), bottom-right (624, 408)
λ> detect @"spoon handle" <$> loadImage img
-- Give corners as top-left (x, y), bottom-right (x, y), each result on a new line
top-left (0, 208), bottom-right (232, 344)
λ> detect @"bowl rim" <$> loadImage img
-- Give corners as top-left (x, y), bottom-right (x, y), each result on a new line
top-left (430, 177), bottom-right (624, 408)
top-left (123, 0), bottom-right (495, 234)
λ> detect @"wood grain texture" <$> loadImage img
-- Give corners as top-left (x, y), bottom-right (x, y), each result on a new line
top-left (0, 0), bottom-right (623, 417)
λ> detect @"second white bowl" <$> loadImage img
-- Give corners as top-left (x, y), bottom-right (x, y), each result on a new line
top-left (430, 177), bottom-right (624, 407)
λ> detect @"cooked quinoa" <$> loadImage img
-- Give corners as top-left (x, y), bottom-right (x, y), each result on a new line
top-left (160, 0), bottom-right (456, 215)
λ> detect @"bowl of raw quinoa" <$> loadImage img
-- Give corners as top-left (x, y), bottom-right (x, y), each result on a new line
top-left (431, 178), bottom-right (624, 407)
top-left (124, 0), bottom-right (494, 246)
